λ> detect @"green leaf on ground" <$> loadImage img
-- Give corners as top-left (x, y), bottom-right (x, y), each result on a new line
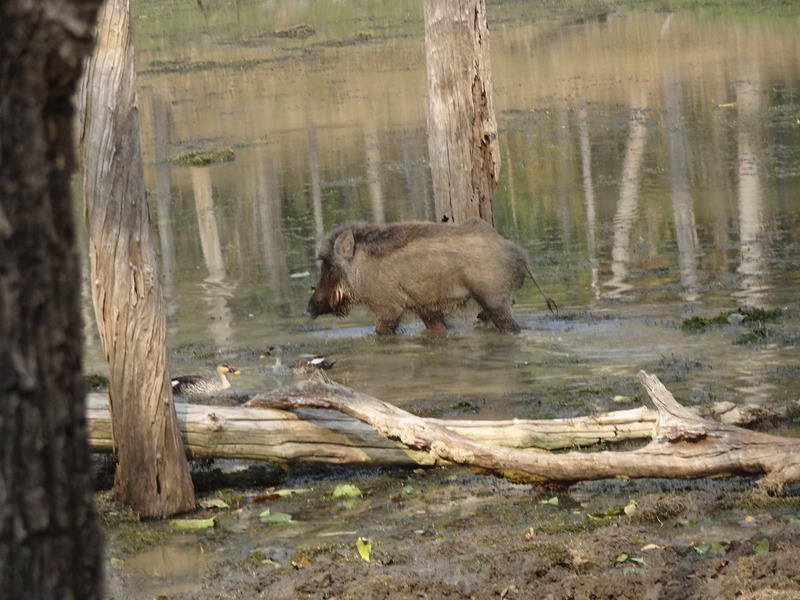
top-left (754, 538), bottom-right (770, 555)
top-left (612, 395), bottom-right (636, 403)
top-left (710, 541), bottom-right (729, 556)
top-left (200, 498), bottom-right (230, 509)
top-left (169, 517), bottom-right (216, 530)
top-left (333, 484), bottom-right (363, 498)
top-left (356, 537), bottom-right (372, 562)
top-left (272, 488), bottom-right (313, 497)
top-left (589, 500), bottom-right (636, 519)
top-left (259, 509), bottom-right (296, 524)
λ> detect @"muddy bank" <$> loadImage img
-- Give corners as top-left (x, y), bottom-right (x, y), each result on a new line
top-left (101, 464), bottom-right (800, 600)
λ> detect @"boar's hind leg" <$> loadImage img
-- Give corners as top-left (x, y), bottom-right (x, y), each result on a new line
top-left (418, 310), bottom-right (448, 331)
top-left (476, 302), bottom-right (521, 333)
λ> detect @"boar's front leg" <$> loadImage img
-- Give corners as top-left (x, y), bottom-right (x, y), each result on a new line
top-left (372, 304), bottom-right (404, 335)
top-left (375, 317), bottom-right (401, 335)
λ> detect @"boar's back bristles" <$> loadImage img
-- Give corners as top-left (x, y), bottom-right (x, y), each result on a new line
top-left (319, 219), bottom-right (495, 259)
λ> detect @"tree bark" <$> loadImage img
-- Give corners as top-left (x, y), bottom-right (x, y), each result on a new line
top-left (79, 0), bottom-right (195, 517)
top-left (0, 0), bottom-right (104, 597)
top-left (244, 372), bottom-right (800, 490)
top-left (424, 0), bottom-right (500, 224)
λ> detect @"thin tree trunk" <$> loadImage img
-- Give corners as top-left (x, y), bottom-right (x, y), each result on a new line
top-left (79, 0), bottom-right (195, 517)
top-left (424, 0), bottom-right (499, 224)
top-left (0, 0), bottom-right (104, 596)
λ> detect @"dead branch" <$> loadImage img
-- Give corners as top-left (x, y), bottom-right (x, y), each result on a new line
top-left (87, 394), bottom-right (661, 465)
top-left (86, 371), bottom-right (799, 488)
top-left (86, 386), bottom-right (777, 464)
top-left (244, 371), bottom-right (800, 489)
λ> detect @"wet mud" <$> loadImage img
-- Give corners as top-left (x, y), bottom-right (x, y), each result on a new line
top-left (102, 466), bottom-right (800, 599)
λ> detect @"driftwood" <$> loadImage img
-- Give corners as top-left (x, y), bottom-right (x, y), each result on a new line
top-left (86, 381), bottom-right (779, 466)
top-left (87, 396), bottom-right (662, 466)
top-left (87, 371), bottom-right (800, 488)
top-left (243, 371), bottom-right (800, 490)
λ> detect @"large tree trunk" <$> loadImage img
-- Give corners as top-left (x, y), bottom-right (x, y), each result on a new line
top-left (79, 0), bottom-right (195, 517)
top-left (424, 0), bottom-right (500, 224)
top-left (0, 0), bottom-right (104, 597)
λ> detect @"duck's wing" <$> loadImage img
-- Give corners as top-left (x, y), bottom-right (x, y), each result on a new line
top-left (304, 356), bottom-right (337, 370)
top-left (171, 374), bottom-right (207, 394)
top-left (292, 355), bottom-right (336, 371)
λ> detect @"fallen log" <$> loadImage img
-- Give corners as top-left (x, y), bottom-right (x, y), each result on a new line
top-left (244, 371), bottom-right (800, 490)
top-left (86, 385), bottom-right (779, 465)
top-left (87, 372), bottom-right (798, 487)
top-left (87, 395), bottom-right (662, 465)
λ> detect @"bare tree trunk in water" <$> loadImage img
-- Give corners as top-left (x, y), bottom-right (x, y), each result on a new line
top-left (424, 0), bottom-right (500, 225)
top-left (0, 0), bottom-right (104, 596)
top-left (79, 0), bottom-right (196, 517)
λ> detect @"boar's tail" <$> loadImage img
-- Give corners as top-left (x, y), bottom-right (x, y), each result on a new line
top-left (526, 267), bottom-right (558, 316)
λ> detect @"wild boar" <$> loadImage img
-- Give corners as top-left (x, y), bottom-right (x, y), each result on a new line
top-left (305, 218), bottom-right (556, 334)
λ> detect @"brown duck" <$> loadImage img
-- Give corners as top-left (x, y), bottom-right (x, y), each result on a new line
top-left (263, 346), bottom-right (336, 377)
top-left (171, 364), bottom-right (240, 395)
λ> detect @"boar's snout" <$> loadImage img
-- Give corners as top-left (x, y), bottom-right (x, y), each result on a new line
top-left (304, 294), bottom-right (326, 319)
top-left (305, 266), bottom-right (353, 320)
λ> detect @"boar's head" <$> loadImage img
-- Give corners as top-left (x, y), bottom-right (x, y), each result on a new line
top-left (305, 228), bottom-right (357, 319)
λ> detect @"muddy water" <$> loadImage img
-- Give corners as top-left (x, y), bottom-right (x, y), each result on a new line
top-left (81, 1), bottom-right (800, 415)
top-left (90, 2), bottom-right (800, 596)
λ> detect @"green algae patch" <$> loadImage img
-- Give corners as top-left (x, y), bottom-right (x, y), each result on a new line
top-left (734, 323), bottom-right (772, 345)
top-left (682, 307), bottom-right (784, 333)
top-left (171, 148), bottom-right (235, 166)
top-left (738, 307), bottom-right (784, 323)
top-left (681, 312), bottom-right (733, 332)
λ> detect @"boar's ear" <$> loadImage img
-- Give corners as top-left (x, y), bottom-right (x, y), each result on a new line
top-left (333, 230), bottom-right (355, 259)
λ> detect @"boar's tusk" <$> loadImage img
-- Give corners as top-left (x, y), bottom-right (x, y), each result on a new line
top-left (329, 284), bottom-right (345, 310)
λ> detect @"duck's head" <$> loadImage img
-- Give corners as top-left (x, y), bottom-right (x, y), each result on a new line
top-left (261, 346), bottom-right (283, 358)
top-left (218, 364), bottom-right (241, 375)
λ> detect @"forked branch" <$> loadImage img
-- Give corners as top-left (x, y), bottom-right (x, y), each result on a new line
top-left (245, 370), bottom-right (800, 489)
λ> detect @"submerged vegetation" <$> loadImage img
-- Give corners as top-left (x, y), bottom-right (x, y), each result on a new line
top-left (680, 307), bottom-right (798, 346)
top-left (681, 313), bottom-right (733, 332)
top-left (681, 307), bottom-right (784, 333)
top-left (170, 148), bottom-right (235, 166)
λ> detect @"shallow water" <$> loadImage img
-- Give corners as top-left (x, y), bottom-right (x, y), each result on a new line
top-left (81, 5), bottom-right (800, 418)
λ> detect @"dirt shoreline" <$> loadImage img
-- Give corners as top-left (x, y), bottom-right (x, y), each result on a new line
top-left (102, 464), bottom-right (800, 600)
